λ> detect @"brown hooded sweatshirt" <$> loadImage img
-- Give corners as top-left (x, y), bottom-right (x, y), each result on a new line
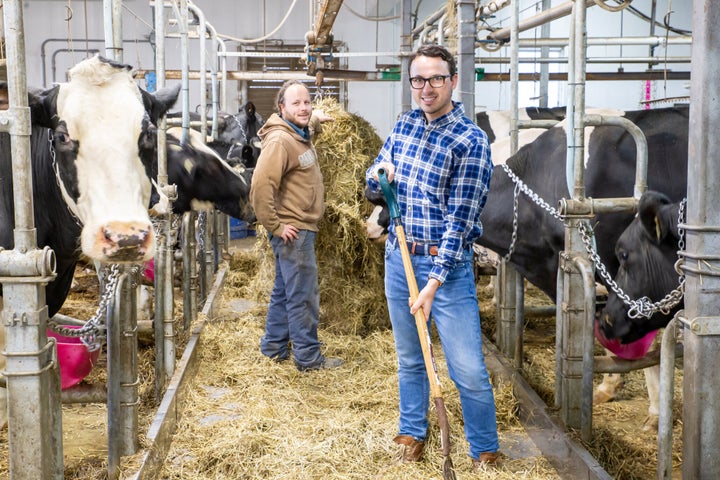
top-left (250, 113), bottom-right (324, 236)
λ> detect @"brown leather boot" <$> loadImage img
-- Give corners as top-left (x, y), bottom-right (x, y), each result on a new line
top-left (393, 435), bottom-right (424, 463)
top-left (472, 451), bottom-right (500, 471)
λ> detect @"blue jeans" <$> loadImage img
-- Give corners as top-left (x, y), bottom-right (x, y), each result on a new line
top-left (384, 240), bottom-right (499, 458)
top-left (261, 230), bottom-right (323, 369)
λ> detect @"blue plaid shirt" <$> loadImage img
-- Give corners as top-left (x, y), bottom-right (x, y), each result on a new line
top-left (366, 102), bottom-right (493, 284)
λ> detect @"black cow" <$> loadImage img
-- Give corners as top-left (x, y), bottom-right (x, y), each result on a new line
top-left (598, 191), bottom-right (683, 343)
top-left (235, 101), bottom-right (265, 142)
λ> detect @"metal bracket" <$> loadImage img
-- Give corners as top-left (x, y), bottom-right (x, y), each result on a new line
top-left (679, 315), bottom-right (720, 336)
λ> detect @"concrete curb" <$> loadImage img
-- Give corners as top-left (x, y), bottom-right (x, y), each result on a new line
top-left (483, 336), bottom-right (613, 480)
top-left (128, 263), bottom-right (228, 480)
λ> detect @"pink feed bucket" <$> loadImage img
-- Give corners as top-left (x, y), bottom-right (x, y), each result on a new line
top-left (47, 326), bottom-right (100, 390)
top-left (594, 321), bottom-right (658, 360)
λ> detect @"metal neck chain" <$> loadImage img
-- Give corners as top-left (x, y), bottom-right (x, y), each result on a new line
top-left (578, 199), bottom-right (686, 319)
top-left (48, 129), bottom-right (83, 228)
top-left (500, 163), bottom-right (562, 260)
top-left (198, 211), bottom-right (207, 253)
top-left (48, 264), bottom-right (121, 351)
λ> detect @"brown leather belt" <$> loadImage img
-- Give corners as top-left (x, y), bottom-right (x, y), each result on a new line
top-left (388, 232), bottom-right (438, 256)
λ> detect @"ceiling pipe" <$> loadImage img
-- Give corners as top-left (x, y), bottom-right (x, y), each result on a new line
top-left (487, 0), bottom-right (596, 42)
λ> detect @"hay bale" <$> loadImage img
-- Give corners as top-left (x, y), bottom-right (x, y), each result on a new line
top-left (314, 97), bottom-right (387, 335)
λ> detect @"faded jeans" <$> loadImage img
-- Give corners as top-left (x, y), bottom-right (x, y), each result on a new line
top-left (384, 240), bottom-right (499, 458)
top-left (261, 230), bottom-right (323, 369)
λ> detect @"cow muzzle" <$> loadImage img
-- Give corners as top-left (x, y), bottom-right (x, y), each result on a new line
top-left (95, 221), bottom-right (155, 262)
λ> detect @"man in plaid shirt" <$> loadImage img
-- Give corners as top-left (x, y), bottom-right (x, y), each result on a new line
top-left (366, 44), bottom-right (500, 471)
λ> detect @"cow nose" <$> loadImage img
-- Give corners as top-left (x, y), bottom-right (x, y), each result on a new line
top-left (98, 221), bottom-right (155, 261)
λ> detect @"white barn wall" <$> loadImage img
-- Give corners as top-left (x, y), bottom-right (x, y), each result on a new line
top-left (19, 1), bottom-right (691, 139)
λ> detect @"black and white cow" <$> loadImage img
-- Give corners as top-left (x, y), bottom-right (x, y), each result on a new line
top-left (594, 191), bottom-right (684, 430)
top-left (476, 107), bottom-right (688, 300)
top-left (162, 126), bottom-right (255, 221)
top-left (221, 101), bottom-right (264, 169)
top-left (598, 191), bottom-right (683, 343)
top-left (166, 109), bottom-right (261, 169)
top-left (475, 106), bottom-right (688, 428)
top-left (0, 55), bottom-right (181, 425)
top-left (475, 106), bottom-right (568, 144)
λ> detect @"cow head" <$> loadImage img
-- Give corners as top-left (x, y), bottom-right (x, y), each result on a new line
top-left (29, 55), bottom-right (179, 263)
top-left (226, 135), bottom-right (261, 169)
top-left (597, 191), bottom-right (683, 343)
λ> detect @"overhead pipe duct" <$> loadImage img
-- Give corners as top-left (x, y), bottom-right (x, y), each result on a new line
top-left (487, 0), bottom-right (596, 42)
top-left (512, 35), bottom-right (692, 48)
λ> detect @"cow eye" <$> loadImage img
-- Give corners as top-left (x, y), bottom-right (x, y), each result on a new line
top-left (618, 250), bottom-right (629, 262)
top-left (53, 126), bottom-right (78, 153)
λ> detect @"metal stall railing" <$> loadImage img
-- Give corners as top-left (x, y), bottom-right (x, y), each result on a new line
top-left (0, 1), bottom-right (63, 478)
top-left (470, 0), bottom-right (659, 441)
top-left (153, 0), bottom-right (229, 383)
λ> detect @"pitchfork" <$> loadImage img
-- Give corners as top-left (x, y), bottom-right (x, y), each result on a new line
top-left (378, 169), bottom-right (456, 480)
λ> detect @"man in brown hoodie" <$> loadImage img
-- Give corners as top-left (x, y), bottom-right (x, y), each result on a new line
top-left (250, 80), bottom-right (342, 371)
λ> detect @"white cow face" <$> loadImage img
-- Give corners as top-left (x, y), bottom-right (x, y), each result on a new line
top-left (47, 55), bottom-right (178, 263)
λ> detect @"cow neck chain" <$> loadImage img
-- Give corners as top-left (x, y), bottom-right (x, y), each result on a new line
top-left (583, 199), bottom-right (686, 319)
top-left (48, 129), bottom-right (83, 228)
top-left (229, 115), bottom-right (249, 144)
top-left (500, 164), bottom-right (686, 319)
top-left (198, 211), bottom-right (207, 253)
top-left (47, 264), bottom-right (125, 352)
top-left (500, 163), bottom-right (562, 261)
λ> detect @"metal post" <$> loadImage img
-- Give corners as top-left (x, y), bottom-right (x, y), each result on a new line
top-left (183, 212), bottom-right (199, 329)
top-left (106, 270), bottom-right (139, 480)
top-left (103, 0), bottom-right (123, 62)
top-left (557, 0), bottom-right (591, 430)
top-left (187, 3), bottom-right (207, 141)
top-left (456, 0), bottom-right (475, 112)
top-left (400, 0), bottom-right (412, 112)
top-left (0, 1), bottom-right (63, 478)
top-left (152, 0), bottom-right (170, 402)
top-left (658, 315), bottom-right (681, 479)
top-left (681, 2), bottom-right (720, 477)
top-left (495, 260), bottom-right (517, 356)
top-left (496, 0), bottom-right (520, 358)
top-left (539, 0), bottom-right (552, 107)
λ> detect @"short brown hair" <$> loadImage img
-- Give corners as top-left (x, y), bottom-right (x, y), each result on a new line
top-left (409, 44), bottom-right (457, 76)
top-left (275, 80), bottom-right (310, 113)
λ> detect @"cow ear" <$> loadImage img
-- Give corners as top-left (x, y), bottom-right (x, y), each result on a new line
top-left (141, 83), bottom-right (181, 125)
top-left (28, 85), bottom-right (60, 128)
top-left (638, 191), bottom-right (672, 244)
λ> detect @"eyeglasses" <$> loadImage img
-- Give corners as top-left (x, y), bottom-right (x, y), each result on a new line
top-left (409, 75), bottom-right (452, 89)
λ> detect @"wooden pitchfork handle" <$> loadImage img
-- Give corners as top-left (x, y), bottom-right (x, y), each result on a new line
top-left (377, 169), bottom-right (456, 480)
